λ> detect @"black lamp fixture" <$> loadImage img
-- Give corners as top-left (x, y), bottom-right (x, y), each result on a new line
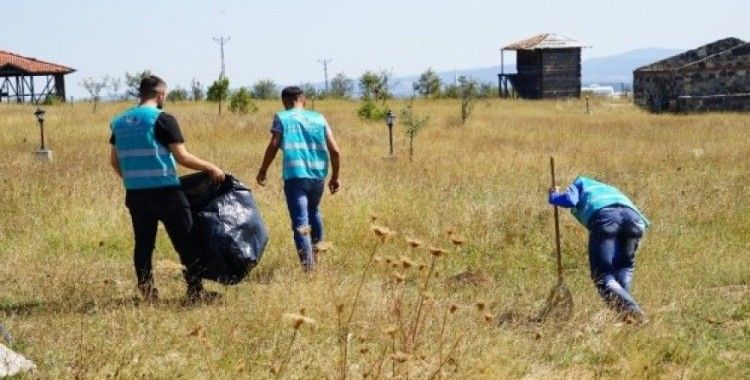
top-left (385, 110), bottom-right (395, 156)
top-left (34, 108), bottom-right (47, 150)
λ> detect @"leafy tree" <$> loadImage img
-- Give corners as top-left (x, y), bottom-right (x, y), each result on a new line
top-left (413, 68), bottom-right (442, 98)
top-left (80, 76), bottom-right (109, 113)
top-left (167, 86), bottom-right (189, 103)
top-left (252, 79), bottom-right (279, 100)
top-left (358, 70), bottom-right (393, 102)
top-left (190, 78), bottom-right (205, 101)
top-left (329, 72), bottom-right (353, 99)
top-left (458, 76), bottom-right (479, 124)
top-left (229, 87), bottom-right (258, 114)
top-left (207, 77), bottom-right (230, 114)
top-left (400, 101), bottom-right (429, 162)
top-left (124, 70), bottom-right (152, 98)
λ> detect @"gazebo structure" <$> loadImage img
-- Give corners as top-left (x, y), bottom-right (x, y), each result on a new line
top-left (0, 50), bottom-right (75, 103)
top-left (498, 33), bottom-right (587, 99)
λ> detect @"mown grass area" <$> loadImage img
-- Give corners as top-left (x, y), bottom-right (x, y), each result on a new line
top-left (0, 97), bottom-right (748, 378)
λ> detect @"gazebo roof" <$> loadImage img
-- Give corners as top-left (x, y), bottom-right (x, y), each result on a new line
top-left (0, 50), bottom-right (75, 75)
top-left (503, 33), bottom-right (588, 51)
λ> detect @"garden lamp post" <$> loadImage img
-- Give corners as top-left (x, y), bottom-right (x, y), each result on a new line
top-left (385, 110), bottom-right (395, 156)
top-left (33, 108), bottom-right (52, 161)
top-left (34, 108), bottom-right (46, 150)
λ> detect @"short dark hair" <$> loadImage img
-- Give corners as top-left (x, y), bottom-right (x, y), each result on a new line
top-left (281, 86), bottom-right (304, 103)
top-left (139, 75), bottom-right (167, 99)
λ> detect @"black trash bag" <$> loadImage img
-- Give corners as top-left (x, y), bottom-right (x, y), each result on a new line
top-left (181, 172), bottom-right (268, 285)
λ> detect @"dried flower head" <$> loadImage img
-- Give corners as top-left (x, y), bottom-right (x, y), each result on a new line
top-left (359, 347), bottom-right (370, 354)
top-left (284, 313), bottom-right (316, 330)
top-left (392, 271), bottom-right (406, 283)
top-left (400, 256), bottom-right (415, 269)
top-left (446, 227), bottom-right (456, 236)
top-left (449, 304), bottom-right (459, 314)
top-left (371, 224), bottom-right (396, 241)
top-left (483, 313), bottom-right (494, 323)
top-left (383, 325), bottom-right (398, 336)
top-left (418, 263), bottom-right (427, 271)
top-left (406, 238), bottom-right (424, 248)
top-left (370, 213), bottom-right (379, 222)
top-left (450, 235), bottom-right (466, 246)
top-left (475, 301), bottom-right (486, 312)
top-left (336, 303), bottom-right (345, 314)
top-left (296, 225), bottom-right (311, 236)
top-left (429, 246), bottom-right (447, 257)
top-left (314, 241), bottom-right (332, 252)
top-left (391, 352), bottom-right (411, 363)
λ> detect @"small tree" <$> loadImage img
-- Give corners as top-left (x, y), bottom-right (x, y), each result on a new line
top-left (207, 77), bottom-right (230, 114)
top-left (229, 87), bottom-right (258, 114)
top-left (359, 70), bottom-right (393, 102)
top-left (106, 75), bottom-right (122, 101)
top-left (190, 78), bottom-right (205, 101)
top-left (413, 68), bottom-right (442, 98)
top-left (400, 101), bottom-right (429, 162)
top-left (124, 70), bottom-right (152, 99)
top-left (252, 79), bottom-right (279, 100)
top-left (167, 86), bottom-right (189, 103)
top-left (329, 72), bottom-right (353, 99)
top-left (80, 76), bottom-right (109, 113)
top-left (458, 76), bottom-right (479, 124)
top-left (358, 70), bottom-right (393, 121)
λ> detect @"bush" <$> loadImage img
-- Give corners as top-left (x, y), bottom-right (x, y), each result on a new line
top-left (252, 79), bottom-right (279, 100)
top-left (229, 87), bottom-right (258, 114)
top-left (42, 95), bottom-right (64, 106)
top-left (357, 100), bottom-right (387, 121)
top-left (167, 87), bottom-right (189, 103)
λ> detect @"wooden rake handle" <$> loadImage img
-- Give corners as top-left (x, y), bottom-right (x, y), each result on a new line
top-left (550, 157), bottom-right (563, 283)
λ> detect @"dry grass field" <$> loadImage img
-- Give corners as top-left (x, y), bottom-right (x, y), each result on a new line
top-left (0, 97), bottom-right (748, 379)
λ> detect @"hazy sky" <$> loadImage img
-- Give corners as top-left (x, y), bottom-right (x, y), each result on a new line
top-left (4, 0), bottom-right (748, 98)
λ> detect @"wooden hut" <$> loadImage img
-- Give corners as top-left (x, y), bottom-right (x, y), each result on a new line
top-left (0, 50), bottom-right (75, 103)
top-left (498, 33), bottom-right (586, 99)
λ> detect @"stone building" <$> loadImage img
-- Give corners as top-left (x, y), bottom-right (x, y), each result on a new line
top-left (633, 37), bottom-right (750, 112)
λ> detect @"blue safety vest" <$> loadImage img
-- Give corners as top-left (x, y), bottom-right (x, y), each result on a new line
top-left (572, 176), bottom-right (651, 228)
top-left (276, 109), bottom-right (329, 180)
top-left (111, 105), bottom-right (180, 190)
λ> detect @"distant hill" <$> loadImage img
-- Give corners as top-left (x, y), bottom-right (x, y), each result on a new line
top-left (389, 48), bottom-right (683, 96)
top-left (304, 48), bottom-right (683, 96)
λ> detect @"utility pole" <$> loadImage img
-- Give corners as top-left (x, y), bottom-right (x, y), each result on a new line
top-left (318, 58), bottom-right (332, 94)
top-left (213, 36), bottom-right (231, 78)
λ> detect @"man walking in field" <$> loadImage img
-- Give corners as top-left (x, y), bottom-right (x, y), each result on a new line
top-left (256, 86), bottom-right (341, 271)
top-left (110, 75), bottom-right (225, 303)
top-left (549, 176), bottom-right (650, 322)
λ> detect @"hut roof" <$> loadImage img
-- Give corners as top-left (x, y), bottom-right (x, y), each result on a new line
top-left (503, 33), bottom-right (587, 51)
top-left (0, 50), bottom-right (75, 75)
top-left (635, 37), bottom-right (746, 73)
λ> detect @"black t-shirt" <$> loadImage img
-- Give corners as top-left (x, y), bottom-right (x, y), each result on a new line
top-left (109, 112), bottom-right (185, 146)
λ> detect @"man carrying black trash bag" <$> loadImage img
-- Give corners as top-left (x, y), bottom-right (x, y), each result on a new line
top-left (109, 75), bottom-right (225, 304)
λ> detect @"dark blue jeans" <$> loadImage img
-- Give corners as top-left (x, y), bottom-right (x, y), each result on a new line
top-left (588, 206), bottom-right (646, 315)
top-left (283, 178), bottom-right (325, 270)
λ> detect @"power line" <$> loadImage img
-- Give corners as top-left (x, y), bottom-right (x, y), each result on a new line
top-left (318, 58), bottom-right (332, 93)
top-left (213, 36), bottom-right (231, 78)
